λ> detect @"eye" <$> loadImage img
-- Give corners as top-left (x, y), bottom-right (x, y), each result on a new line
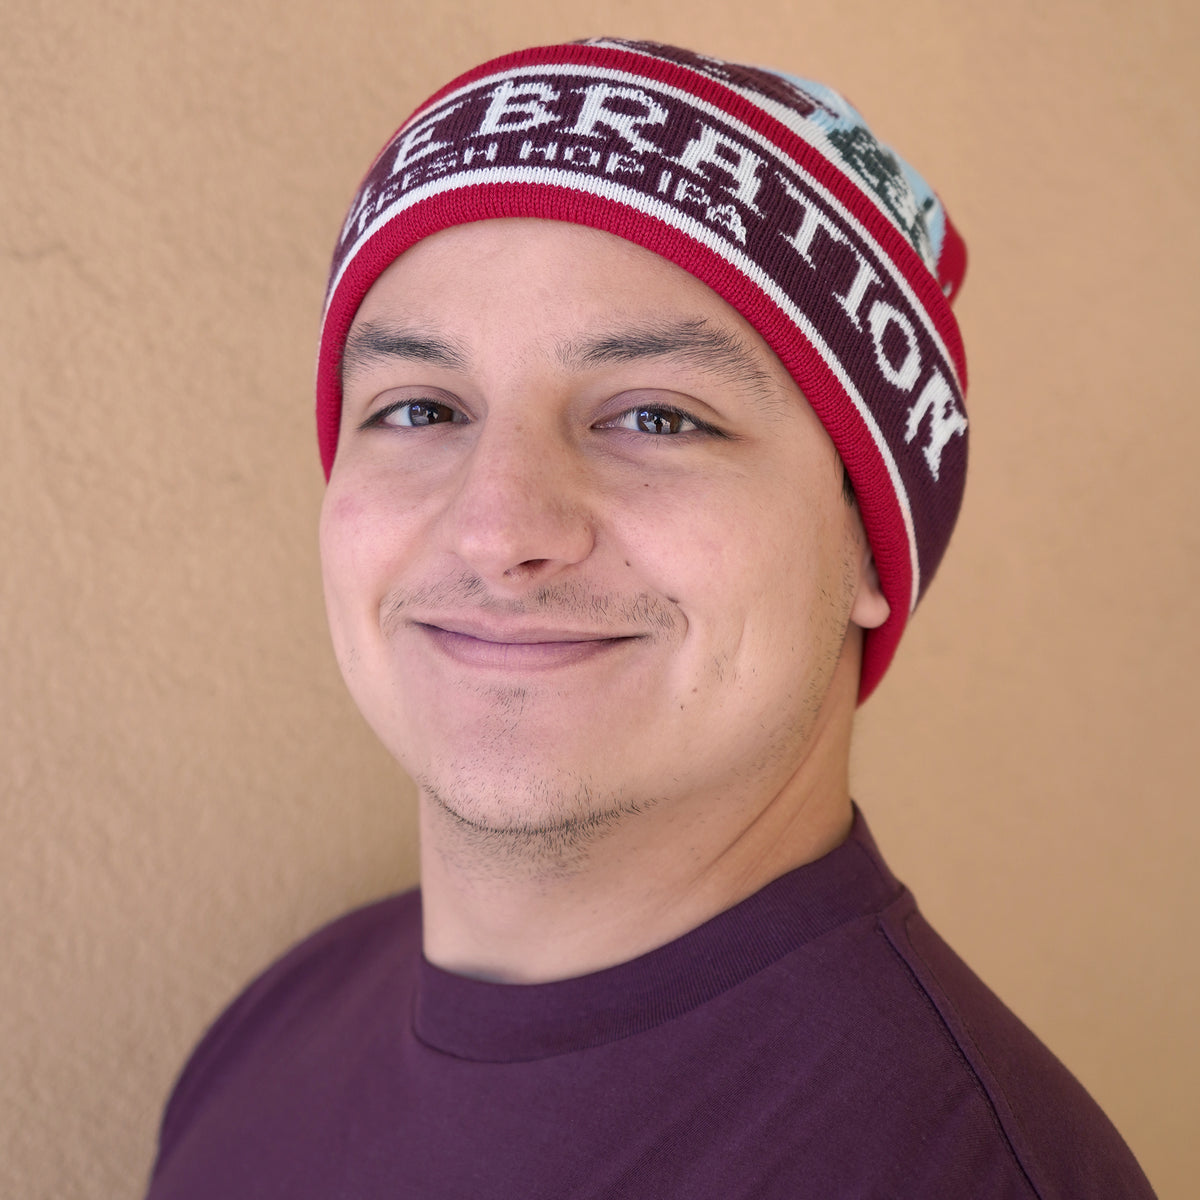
top-left (607, 406), bottom-right (700, 435)
top-left (364, 398), bottom-right (465, 429)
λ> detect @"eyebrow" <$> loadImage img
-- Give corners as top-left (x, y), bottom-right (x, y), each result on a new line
top-left (341, 316), bottom-right (782, 407)
top-left (560, 318), bottom-right (778, 397)
top-left (341, 322), bottom-right (469, 385)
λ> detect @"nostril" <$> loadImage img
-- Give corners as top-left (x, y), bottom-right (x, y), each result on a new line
top-left (504, 558), bottom-right (552, 577)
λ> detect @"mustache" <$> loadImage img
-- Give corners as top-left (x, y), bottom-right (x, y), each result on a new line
top-left (381, 574), bottom-right (682, 635)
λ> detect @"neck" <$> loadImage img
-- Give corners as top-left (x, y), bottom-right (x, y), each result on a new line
top-left (417, 659), bottom-right (861, 984)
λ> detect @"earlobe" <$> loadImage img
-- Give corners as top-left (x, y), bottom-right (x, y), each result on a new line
top-left (850, 547), bottom-right (890, 631)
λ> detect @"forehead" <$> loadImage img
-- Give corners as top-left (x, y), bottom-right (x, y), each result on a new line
top-left (347, 218), bottom-right (785, 369)
top-left (340, 222), bottom-right (812, 425)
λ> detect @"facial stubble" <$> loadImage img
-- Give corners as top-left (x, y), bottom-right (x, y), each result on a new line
top-left (390, 576), bottom-right (677, 877)
top-left (398, 545), bottom-right (860, 879)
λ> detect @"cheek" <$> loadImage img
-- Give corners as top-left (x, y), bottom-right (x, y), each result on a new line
top-left (685, 500), bottom-right (848, 672)
top-left (320, 469), bottom-right (424, 591)
top-left (319, 486), bottom-right (366, 598)
top-left (610, 488), bottom-right (740, 630)
top-left (318, 489), bottom-right (360, 671)
top-left (621, 485), bottom-right (790, 672)
top-left (318, 478), bottom-right (406, 652)
top-left (319, 480), bottom-right (417, 708)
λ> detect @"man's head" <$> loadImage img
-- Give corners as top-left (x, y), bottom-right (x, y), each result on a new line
top-left (315, 38), bottom-right (969, 705)
top-left (321, 217), bottom-right (888, 858)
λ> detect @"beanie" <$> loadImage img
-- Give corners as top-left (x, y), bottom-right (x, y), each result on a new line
top-left (316, 38), bottom-right (969, 700)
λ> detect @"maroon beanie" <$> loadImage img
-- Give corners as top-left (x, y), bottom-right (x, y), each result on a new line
top-left (316, 38), bottom-right (969, 700)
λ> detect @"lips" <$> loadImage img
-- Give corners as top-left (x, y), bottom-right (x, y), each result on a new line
top-left (415, 620), bottom-right (637, 671)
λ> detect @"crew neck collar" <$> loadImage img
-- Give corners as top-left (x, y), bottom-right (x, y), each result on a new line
top-left (413, 809), bottom-right (900, 1062)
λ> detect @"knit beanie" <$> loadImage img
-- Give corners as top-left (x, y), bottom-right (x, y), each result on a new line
top-left (316, 38), bottom-right (969, 701)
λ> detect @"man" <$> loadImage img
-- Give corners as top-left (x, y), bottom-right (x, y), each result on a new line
top-left (146, 39), bottom-right (1154, 1198)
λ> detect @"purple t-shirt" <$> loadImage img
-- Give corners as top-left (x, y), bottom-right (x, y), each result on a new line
top-left (145, 813), bottom-right (1154, 1198)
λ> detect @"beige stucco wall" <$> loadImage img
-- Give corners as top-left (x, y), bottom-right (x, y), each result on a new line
top-left (3, 0), bottom-right (1196, 1195)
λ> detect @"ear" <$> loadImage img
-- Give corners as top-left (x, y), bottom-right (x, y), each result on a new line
top-left (850, 541), bottom-right (890, 631)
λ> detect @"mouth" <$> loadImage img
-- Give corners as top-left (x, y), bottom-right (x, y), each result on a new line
top-left (414, 620), bottom-right (640, 671)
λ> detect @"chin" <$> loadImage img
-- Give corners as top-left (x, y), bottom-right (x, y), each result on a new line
top-left (414, 753), bottom-right (659, 862)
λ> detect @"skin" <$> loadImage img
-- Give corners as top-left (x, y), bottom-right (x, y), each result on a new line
top-left (321, 218), bottom-right (889, 983)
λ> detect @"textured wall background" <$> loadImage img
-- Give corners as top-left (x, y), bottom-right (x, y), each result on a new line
top-left (2, 1), bottom-right (1196, 1196)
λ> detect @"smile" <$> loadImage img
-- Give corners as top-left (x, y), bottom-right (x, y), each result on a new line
top-left (416, 622), bottom-right (638, 671)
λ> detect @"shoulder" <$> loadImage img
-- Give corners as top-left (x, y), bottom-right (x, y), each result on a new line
top-left (869, 895), bottom-right (1155, 1199)
top-left (152, 890), bottom-right (421, 1173)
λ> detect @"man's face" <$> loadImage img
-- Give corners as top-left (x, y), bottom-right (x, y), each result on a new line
top-left (321, 219), bottom-right (884, 845)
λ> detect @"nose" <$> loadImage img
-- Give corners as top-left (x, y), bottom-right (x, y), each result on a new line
top-left (440, 420), bottom-right (596, 589)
